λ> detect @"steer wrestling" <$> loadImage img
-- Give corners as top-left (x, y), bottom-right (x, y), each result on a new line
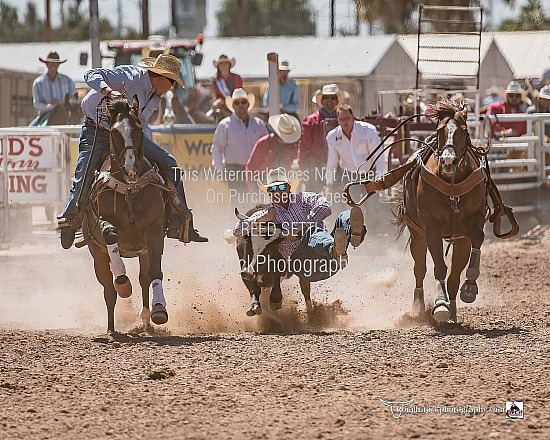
top-left (232, 167), bottom-right (367, 317)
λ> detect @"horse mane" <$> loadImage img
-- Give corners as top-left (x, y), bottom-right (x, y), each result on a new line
top-left (426, 99), bottom-right (467, 127)
top-left (107, 98), bottom-right (130, 120)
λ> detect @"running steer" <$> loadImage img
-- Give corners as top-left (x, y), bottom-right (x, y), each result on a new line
top-left (235, 207), bottom-right (313, 317)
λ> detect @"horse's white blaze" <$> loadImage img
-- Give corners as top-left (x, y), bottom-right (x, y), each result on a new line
top-left (113, 118), bottom-right (134, 147)
top-left (107, 243), bottom-right (126, 277)
top-left (441, 148), bottom-right (455, 166)
top-left (124, 148), bottom-right (136, 178)
top-left (152, 279), bottom-right (166, 307)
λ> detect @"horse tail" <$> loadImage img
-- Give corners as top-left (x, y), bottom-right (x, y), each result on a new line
top-left (391, 184), bottom-right (407, 240)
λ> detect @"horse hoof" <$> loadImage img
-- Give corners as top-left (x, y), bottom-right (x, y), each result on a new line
top-left (151, 304), bottom-right (168, 325)
top-left (269, 300), bottom-right (282, 311)
top-left (432, 304), bottom-right (450, 323)
top-left (246, 302), bottom-right (262, 317)
top-left (460, 282), bottom-right (478, 303)
top-left (115, 275), bottom-right (132, 298)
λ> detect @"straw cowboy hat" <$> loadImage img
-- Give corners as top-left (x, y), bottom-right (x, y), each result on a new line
top-left (539, 85), bottom-right (550, 100)
top-left (268, 113), bottom-right (301, 144)
top-left (505, 80), bottom-right (531, 104)
top-left (225, 88), bottom-right (255, 112)
top-left (39, 51), bottom-right (66, 64)
top-left (257, 167), bottom-right (299, 193)
top-left (278, 61), bottom-right (292, 71)
top-left (312, 84), bottom-right (349, 106)
top-left (213, 54), bottom-right (236, 69)
top-left (138, 54), bottom-right (185, 88)
top-left (141, 41), bottom-right (170, 58)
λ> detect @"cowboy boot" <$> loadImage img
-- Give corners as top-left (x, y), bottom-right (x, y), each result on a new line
top-left (165, 184), bottom-right (208, 243)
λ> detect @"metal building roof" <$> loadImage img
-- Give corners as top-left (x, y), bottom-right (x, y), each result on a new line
top-left (195, 35), bottom-right (397, 80)
top-left (492, 31), bottom-right (550, 79)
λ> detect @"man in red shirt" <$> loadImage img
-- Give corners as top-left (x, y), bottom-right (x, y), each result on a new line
top-left (486, 81), bottom-right (529, 138)
top-left (246, 113), bottom-right (301, 183)
top-left (298, 84), bottom-right (341, 192)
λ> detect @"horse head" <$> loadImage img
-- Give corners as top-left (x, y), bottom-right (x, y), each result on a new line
top-left (427, 100), bottom-right (469, 177)
top-left (108, 96), bottom-right (143, 183)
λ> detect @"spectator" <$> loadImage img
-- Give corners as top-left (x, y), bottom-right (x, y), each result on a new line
top-left (263, 60), bottom-right (301, 120)
top-left (32, 51), bottom-right (77, 114)
top-left (211, 88), bottom-right (268, 205)
top-left (246, 113), bottom-right (301, 181)
top-left (527, 85), bottom-right (550, 138)
top-left (486, 81), bottom-right (529, 137)
top-left (298, 83), bottom-right (341, 192)
top-left (211, 54), bottom-right (243, 119)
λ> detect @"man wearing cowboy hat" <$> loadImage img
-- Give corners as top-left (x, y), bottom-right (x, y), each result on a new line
top-left (233, 167), bottom-right (367, 282)
top-left (527, 85), bottom-right (550, 139)
top-left (211, 88), bottom-right (268, 206)
top-left (32, 51), bottom-right (77, 113)
top-left (262, 60), bottom-right (301, 120)
top-left (246, 113), bottom-right (301, 179)
top-left (57, 53), bottom-right (207, 249)
top-left (486, 80), bottom-right (529, 138)
top-left (298, 83), bottom-right (341, 193)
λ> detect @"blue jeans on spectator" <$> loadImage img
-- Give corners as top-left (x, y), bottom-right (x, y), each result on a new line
top-left (289, 209), bottom-right (354, 283)
top-left (58, 121), bottom-right (185, 220)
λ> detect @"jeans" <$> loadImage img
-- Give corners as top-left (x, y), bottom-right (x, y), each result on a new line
top-left (59, 122), bottom-right (186, 219)
top-left (289, 209), bottom-right (354, 283)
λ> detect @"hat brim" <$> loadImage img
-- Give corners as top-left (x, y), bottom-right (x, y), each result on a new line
top-left (278, 66), bottom-right (291, 71)
top-left (138, 57), bottom-right (185, 88)
top-left (39, 57), bottom-right (66, 64)
top-left (312, 90), bottom-right (346, 106)
top-left (268, 114), bottom-right (301, 144)
top-left (213, 58), bottom-right (236, 69)
top-left (257, 179), bottom-right (299, 193)
top-left (225, 93), bottom-right (255, 112)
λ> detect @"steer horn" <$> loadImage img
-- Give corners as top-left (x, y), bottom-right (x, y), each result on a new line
top-left (235, 207), bottom-right (248, 220)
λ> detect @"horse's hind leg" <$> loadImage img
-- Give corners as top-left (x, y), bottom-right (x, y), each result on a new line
top-left (92, 249), bottom-right (117, 333)
top-left (138, 252), bottom-right (152, 330)
top-left (447, 238), bottom-right (471, 323)
top-left (101, 220), bottom-right (132, 298)
top-left (410, 229), bottom-right (427, 318)
top-left (299, 277), bottom-right (313, 315)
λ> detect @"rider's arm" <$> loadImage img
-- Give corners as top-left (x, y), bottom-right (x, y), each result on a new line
top-left (84, 66), bottom-right (136, 97)
top-left (303, 192), bottom-right (331, 224)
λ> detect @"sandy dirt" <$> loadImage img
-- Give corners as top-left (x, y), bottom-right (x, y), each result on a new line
top-left (1, 209), bottom-right (549, 439)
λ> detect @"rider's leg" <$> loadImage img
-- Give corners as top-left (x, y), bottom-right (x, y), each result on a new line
top-left (58, 123), bottom-right (110, 249)
top-left (142, 136), bottom-right (207, 243)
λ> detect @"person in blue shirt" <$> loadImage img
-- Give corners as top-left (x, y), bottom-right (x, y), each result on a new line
top-left (32, 51), bottom-right (77, 113)
top-left (263, 60), bottom-right (301, 121)
top-left (57, 53), bottom-right (207, 249)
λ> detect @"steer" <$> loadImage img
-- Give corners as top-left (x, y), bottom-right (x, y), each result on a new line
top-left (235, 206), bottom-right (313, 317)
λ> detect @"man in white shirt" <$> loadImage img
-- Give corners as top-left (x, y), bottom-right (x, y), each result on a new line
top-left (211, 88), bottom-right (268, 206)
top-left (325, 104), bottom-right (384, 193)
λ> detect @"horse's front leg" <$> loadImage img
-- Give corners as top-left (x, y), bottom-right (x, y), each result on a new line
top-left (138, 252), bottom-right (152, 330)
top-left (424, 223), bottom-right (449, 323)
top-left (146, 224), bottom-right (168, 325)
top-left (447, 238), bottom-right (471, 323)
top-left (460, 216), bottom-right (485, 304)
top-left (299, 277), bottom-right (313, 315)
top-left (410, 229), bottom-right (428, 318)
top-left (101, 220), bottom-right (132, 298)
top-left (269, 272), bottom-right (283, 311)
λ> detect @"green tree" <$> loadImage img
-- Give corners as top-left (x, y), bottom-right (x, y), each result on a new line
top-left (499, 0), bottom-right (550, 31)
top-left (0, 1), bottom-right (19, 42)
top-left (217, 0), bottom-right (315, 37)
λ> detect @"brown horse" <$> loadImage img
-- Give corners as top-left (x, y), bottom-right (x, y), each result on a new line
top-left (82, 96), bottom-right (168, 333)
top-left (29, 93), bottom-right (83, 126)
top-left (396, 100), bottom-right (488, 324)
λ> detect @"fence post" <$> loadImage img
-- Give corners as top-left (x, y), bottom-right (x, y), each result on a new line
top-left (1, 133), bottom-right (9, 240)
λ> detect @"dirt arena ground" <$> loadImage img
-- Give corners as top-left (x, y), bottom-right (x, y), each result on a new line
top-left (1, 206), bottom-right (549, 439)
